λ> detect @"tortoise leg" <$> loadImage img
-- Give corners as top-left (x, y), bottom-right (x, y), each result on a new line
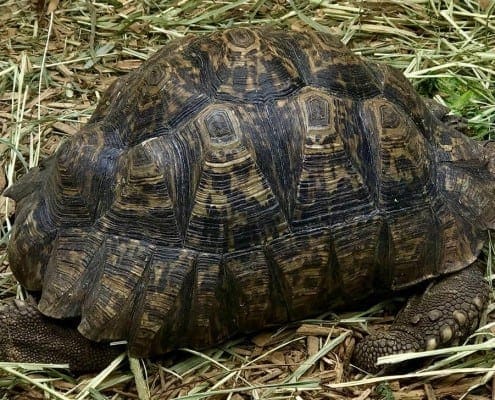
top-left (353, 263), bottom-right (490, 373)
top-left (0, 298), bottom-right (123, 372)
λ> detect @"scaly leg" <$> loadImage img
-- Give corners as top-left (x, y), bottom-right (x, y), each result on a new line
top-left (0, 299), bottom-right (122, 372)
top-left (353, 263), bottom-right (490, 373)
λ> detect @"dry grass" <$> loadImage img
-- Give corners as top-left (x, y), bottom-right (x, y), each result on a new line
top-left (1, 0), bottom-right (495, 399)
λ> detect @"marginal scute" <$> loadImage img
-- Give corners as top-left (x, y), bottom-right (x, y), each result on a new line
top-left (6, 193), bottom-right (55, 290)
top-left (434, 199), bottom-right (484, 276)
top-left (436, 132), bottom-right (495, 229)
top-left (184, 253), bottom-right (229, 349)
top-left (222, 247), bottom-right (286, 331)
top-left (266, 227), bottom-right (336, 320)
top-left (332, 216), bottom-right (385, 299)
top-left (38, 228), bottom-right (105, 318)
top-left (136, 247), bottom-right (198, 355)
top-left (389, 207), bottom-right (438, 289)
top-left (76, 234), bottom-right (155, 341)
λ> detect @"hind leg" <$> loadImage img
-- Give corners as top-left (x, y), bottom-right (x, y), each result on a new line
top-left (0, 299), bottom-right (123, 372)
top-left (353, 263), bottom-right (490, 373)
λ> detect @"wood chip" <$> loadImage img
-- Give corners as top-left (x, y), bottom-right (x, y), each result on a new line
top-left (307, 335), bottom-right (320, 356)
top-left (296, 324), bottom-right (341, 336)
top-left (52, 121), bottom-right (78, 136)
top-left (424, 383), bottom-right (436, 400)
top-left (268, 351), bottom-right (285, 366)
top-left (251, 332), bottom-right (275, 347)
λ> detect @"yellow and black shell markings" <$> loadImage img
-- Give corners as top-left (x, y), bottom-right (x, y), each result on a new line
top-left (5, 27), bottom-right (495, 356)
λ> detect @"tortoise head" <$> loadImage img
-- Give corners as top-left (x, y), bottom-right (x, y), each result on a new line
top-left (434, 125), bottom-right (495, 231)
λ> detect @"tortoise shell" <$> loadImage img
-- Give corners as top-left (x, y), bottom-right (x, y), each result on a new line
top-left (6, 27), bottom-right (495, 356)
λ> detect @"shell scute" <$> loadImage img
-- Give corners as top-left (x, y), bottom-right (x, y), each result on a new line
top-left (185, 106), bottom-right (289, 252)
top-left (293, 90), bottom-right (375, 228)
top-left (195, 28), bottom-right (304, 102)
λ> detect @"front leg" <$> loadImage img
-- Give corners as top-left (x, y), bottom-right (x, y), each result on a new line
top-left (353, 263), bottom-right (490, 373)
top-left (0, 299), bottom-right (123, 372)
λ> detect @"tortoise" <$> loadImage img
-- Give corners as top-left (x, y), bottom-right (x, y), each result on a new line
top-left (2, 26), bottom-right (494, 373)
